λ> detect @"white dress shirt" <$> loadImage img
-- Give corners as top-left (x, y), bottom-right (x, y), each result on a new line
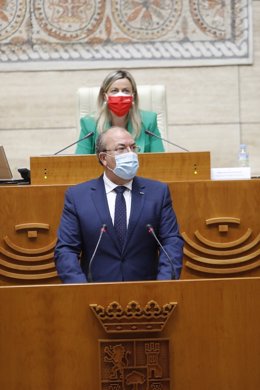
top-left (103, 173), bottom-right (132, 226)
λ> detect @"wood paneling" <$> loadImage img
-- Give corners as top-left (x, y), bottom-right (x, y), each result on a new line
top-left (30, 152), bottom-right (211, 185)
top-left (171, 179), bottom-right (260, 278)
top-left (0, 179), bottom-right (260, 284)
top-left (0, 278), bottom-right (259, 390)
top-left (0, 185), bottom-right (64, 285)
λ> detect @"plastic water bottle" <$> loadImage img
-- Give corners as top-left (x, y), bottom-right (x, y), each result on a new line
top-left (238, 144), bottom-right (249, 167)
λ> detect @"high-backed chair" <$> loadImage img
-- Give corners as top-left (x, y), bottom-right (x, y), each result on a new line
top-left (76, 85), bottom-right (168, 150)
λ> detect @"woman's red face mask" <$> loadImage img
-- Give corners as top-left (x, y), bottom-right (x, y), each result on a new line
top-left (107, 94), bottom-right (133, 117)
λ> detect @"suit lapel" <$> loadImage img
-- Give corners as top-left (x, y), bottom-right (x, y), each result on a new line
top-left (91, 176), bottom-right (121, 251)
top-left (122, 177), bottom-right (146, 252)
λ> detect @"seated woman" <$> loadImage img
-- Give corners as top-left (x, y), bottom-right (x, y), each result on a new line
top-left (75, 69), bottom-right (165, 154)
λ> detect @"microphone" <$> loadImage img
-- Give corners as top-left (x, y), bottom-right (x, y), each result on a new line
top-left (146, 224), bottom-right (176, 280)
top-left (88, 224), bottom-right (107, 282)
top-left (54, 131), bottom-right (94, 155)
top-left (145, 129), bottom-right (189, 152)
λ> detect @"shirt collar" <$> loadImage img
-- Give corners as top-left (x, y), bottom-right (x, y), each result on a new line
top-left (103, 172), bottom-right (133, 193)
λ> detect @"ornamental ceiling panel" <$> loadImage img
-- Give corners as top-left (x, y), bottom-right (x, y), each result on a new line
top-left (0, 0), bottom-right (253, 71)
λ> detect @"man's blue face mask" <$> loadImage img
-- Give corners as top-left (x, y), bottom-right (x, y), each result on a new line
top-left (107, 151), bottom-right (139, 180)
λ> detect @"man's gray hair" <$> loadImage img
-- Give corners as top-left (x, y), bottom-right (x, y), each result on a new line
top-left (95, 132), bottom-right (107, 165)
top-left (95, 132), bottom-right (106, 155)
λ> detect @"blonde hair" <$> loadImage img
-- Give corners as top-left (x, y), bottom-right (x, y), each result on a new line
top-left (95, 70), bottom-right (142, 138)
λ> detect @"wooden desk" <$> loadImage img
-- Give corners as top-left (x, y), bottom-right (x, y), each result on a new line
top-left (30, 152), bottom-right (211, 184)
top-left (0, 179), bottom-right (259, 285)
top-left (0, 278), bottom-right (259, 390)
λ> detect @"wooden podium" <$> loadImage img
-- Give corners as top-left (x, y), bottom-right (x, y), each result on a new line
top-left (30, 151), bottom-right (211, 184)
top-left (0, 278), bottom-right (259, 390)
top-left (0, 179), bottom-right (260, 285)
top-left (1, 151), bottom-right (259, 389)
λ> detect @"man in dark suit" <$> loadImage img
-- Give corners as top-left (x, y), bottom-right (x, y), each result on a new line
top-left (55, 127), bottom-right (183, 283)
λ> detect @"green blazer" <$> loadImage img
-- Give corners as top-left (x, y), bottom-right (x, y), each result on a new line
top-left (75, 110), bottom-right (165, 154)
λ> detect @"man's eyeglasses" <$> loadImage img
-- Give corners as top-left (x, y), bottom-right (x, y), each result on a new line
top-left (104, 145), bottom-right (141, 154)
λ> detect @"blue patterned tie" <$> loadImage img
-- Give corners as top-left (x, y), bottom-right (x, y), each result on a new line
top-left (114, 186), bottom-right (127, 249)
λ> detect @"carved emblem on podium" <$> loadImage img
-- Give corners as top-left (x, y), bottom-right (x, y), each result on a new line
top-left (100, 338), bottom-right (169, 390)
top-left (90, 300), bottom-right (177, 390)
top-left (0, 223), bottom-right (58, 281)
top-left (183, 216), bottom-right (260, 275)
top-left (90, 300), bottom-right (176, 333)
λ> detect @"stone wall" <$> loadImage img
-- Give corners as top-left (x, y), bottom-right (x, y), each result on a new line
top-left (0, 1), bottom-right (259, 178)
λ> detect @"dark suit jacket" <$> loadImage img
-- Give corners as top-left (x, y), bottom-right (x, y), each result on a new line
top-left (54, 175), bottom-right (184, 283)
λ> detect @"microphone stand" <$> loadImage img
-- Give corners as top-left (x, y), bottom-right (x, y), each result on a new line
top-left (147, 224), bottom-right (177, 280)
top-left (88, 224), bottom-right (107, 282)
top-left (145, 129), bottom-right (189, 152)
top-left (54, 131), bottom-right (94, 155)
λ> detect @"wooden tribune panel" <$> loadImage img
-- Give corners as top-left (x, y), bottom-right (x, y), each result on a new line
top-left (0, 179), bottom-right (260, 285)
top-left (30, 151), bottom-right (211, 184)
top-left (0, 185), bottom-right (64, 285)
top-left (0, 278), bottom-right (259, 390)
top-left (170, 180), bottom-right (260, 279)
